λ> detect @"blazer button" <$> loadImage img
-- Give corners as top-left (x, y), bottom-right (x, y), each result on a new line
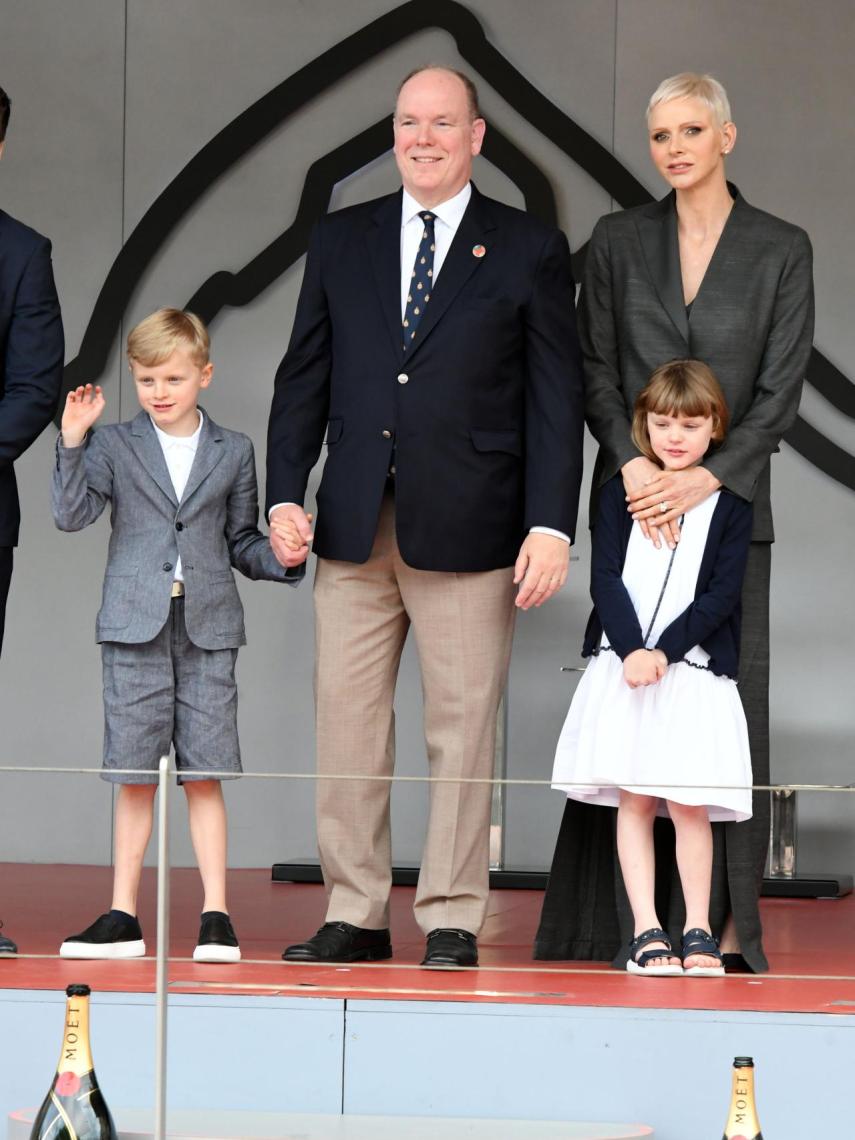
top-left (382, 430), bottom-right (392, 439)
top-left (397, 372), bottom-right (409, 385)
top-left (163, 562), bottom-right (173, 572)
top-left (175, 521), bottom-right (184, 531)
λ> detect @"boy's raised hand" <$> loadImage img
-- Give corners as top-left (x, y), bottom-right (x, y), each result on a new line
top-left (62, 384), bottom-right (106, 447)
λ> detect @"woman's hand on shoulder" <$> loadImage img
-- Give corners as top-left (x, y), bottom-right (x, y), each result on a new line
top-left (626, 466), bottom-right (721, 536)
top-left (621, 457), bottom-right (680, 550)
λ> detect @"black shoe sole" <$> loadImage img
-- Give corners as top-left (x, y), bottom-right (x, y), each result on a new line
top-left (421, 956), bottom-right (478, 968)
top-left (282, 945), bottom-right (393, 963)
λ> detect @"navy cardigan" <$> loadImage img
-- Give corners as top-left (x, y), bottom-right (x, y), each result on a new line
top-left (581, 476), bottom-right (753, 679)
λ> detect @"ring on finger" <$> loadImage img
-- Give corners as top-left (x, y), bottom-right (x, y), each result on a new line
top-left (659, 500), bottom-right (669, 514)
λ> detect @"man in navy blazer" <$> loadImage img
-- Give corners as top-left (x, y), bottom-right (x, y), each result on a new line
top-left (267, 67), bottom-right (584, 967)
top-left (0, 85), bottom-right (64, 955)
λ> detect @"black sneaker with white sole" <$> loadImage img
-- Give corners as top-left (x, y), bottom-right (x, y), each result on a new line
top-left (193, 911), bottom-right (241, 963)
top-left (60, 910), bottom-right (146, 959)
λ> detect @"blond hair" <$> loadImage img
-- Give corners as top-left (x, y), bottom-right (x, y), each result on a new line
top-left (632, 359), bottom-right (730, 465)
top-left (127, 308), bottom-right (209, 367)
top-left (646, 72), bottom-right (732, 127)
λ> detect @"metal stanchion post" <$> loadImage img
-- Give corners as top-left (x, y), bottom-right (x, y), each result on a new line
top-left (762, 785), bottom-right (853, 899)
top-left (768, 788), bottom-right (797, 878)
top-left (154, 754), bottom-right (171, 1140)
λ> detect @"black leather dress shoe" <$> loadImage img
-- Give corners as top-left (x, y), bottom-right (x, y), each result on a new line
top-left (282, 921), bottom-right (392, 962)
top-left (421, 927), bottom-right (478, 967)
top-left (0, 921), bottom-right (17, 956)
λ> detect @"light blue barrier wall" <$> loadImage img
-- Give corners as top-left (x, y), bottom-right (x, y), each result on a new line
top-left (346, 999), bottom-right (855, 1137)
top-left (3, 988), bottom-right (854, 1139)
top-left (0, 989), bottom-right (344, 1130)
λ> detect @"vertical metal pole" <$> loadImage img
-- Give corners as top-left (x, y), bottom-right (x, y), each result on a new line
top-left (154, 754), bottom-right (170, 1140)
top-left (768, 787), bottom-right (797, 878)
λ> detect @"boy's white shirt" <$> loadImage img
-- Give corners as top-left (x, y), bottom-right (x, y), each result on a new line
top-left (150, 409), bottom-right (204, 583)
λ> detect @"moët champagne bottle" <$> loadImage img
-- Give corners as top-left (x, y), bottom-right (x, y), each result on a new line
top-left (29, 983), bottom-right (118, 1140)
top-left (722, 1055), bottom-right (763, 1140)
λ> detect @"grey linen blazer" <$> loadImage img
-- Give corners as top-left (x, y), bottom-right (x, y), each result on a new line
top-left (51, 409), bottom-right (298, 648)
top-left (582, 185), bottom-right (815, 541)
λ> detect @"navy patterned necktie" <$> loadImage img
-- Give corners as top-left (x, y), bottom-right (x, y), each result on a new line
top-left (402, 210), bottom-right (435, 351)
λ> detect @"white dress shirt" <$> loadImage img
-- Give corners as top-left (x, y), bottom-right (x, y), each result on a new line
top-left (151, 410), bottom-right (203, 582)
top-left (399, 183), bottom-right (471, 316)
top-left (273, 182), bottom-right (569, 546)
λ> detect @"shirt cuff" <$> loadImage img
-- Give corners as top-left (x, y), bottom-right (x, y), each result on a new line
top-left (268, 501), bottom-right (297, 522)
top-left (529, 526), bottom-right (571, 544)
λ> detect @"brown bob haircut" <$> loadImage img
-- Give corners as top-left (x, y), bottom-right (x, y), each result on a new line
top-left (631, 358), bottom-right (730, 465)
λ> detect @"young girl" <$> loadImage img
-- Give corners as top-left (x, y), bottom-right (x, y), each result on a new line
top-left (552, 359), bottom-right (753, 976)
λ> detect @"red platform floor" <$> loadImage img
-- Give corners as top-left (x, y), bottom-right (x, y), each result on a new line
top-left (2, 864), bottom-right (854, 1016)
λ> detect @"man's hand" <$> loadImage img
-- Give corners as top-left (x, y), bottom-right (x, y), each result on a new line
top-left (623, 648), bottom-right (668, 689)
top-left (273, 513), bottom-right (313, 552)
top-left (513, 533), bottom-right (570, 610)
top-left (61, 384), bottom-right (106, 447)
top-left (269, 504), bottom-right (313, 568)
top-left (626, 465), bottom-right (720, 533)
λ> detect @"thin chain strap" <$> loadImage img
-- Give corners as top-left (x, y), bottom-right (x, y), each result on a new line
top-left (642, 515), bottom-right (685, 646)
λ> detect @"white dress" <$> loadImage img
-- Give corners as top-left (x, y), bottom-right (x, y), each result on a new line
top-left (552, 492), bottom-right (752, 822)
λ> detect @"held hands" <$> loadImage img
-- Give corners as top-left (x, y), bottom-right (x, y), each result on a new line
top-left (514, 533), bottom-right (569, 610)
top-left (623, 648), bottom-right (668, 689)
top-left (269, 505), bottom-right (313, 568)
top-left (61, 384), bottom-right (106, 447)
top-left (623, 459), bottom-right (720, 547)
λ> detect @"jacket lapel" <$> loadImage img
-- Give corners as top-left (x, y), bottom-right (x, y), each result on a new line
top-left (128, 411), bottom-right (178, 506)
top-left (180, 411), bottom-right (225, 505)
top-left (406, 186), bottom-right (496, 360)
top-left (635, 192), bottom-right (689, 343)
top-left (367, 190), bottom-right (406, 360)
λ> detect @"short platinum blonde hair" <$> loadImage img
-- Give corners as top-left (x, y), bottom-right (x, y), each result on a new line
top-left (646, 72), bottom-right (732, 127)
top-left (127, 308), bottom-right (210, 367)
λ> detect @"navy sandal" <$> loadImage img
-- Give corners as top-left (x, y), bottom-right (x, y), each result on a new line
top-left (626, 927), bottom-right (682, 976)
top-left (681, 928), bottom-right (725, 976)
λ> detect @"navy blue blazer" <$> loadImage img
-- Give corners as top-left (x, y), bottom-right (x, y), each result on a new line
top-left (582, 476), bottom-right (753, 679)
top-left (0, 209), bottom-right (64, 546)
top-left (266, 184), bottom-right (585, 571)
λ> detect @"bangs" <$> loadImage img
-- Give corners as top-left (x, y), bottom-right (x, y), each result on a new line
top-left (646, 378), bottom-right (716, 420)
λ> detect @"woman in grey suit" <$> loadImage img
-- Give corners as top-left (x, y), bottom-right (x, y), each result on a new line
top-left (535, 73), bottom-right (814, 973)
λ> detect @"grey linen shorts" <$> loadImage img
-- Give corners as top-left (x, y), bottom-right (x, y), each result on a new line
top-left (101, 597), bottom-right (241, 784)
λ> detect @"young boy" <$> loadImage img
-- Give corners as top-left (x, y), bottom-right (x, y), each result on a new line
top-left (51, 308), bottom-right (298, 962)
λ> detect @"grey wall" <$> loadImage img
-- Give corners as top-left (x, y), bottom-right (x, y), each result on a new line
top-left (0, 0), bottom-right (852, 874)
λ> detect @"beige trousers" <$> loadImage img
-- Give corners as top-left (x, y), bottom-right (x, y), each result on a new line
top-left (313, 491), bottom-right (516, 935)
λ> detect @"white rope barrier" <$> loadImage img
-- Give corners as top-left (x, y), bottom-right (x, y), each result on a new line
top-left (0, 763), bottom-right (852, 793)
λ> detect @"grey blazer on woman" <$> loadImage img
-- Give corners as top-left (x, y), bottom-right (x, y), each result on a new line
top-left (582, 186), bottom-right (815, 541)
top-left (51, 409), bottom-right (297, 648)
